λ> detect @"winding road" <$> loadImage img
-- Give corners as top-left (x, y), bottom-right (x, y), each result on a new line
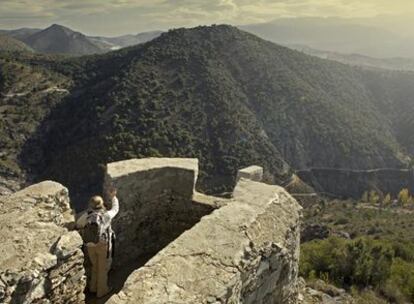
top-left (1, 86), bottom-right (69, 98)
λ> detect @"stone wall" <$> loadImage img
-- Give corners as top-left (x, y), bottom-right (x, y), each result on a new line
top-left (236, 165), bottom-right (264, 183)
top-left (107, 175), bottom-right (302, 304)
top-left (297, 168), bottom-right (414, 198)
top-left (0, 181), bottom-right (86, 304)
top-left (0, 159), bottom-right (302, 304)
top-left (104, 158), bottom-right (220, 268)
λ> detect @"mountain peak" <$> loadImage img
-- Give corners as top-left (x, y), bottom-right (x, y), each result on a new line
top-left (45, 24), bottom-right (76, 34)
top-left (50, 23), bottom-right (63, 28)
top-left (23, 23), bottom-right (102, 55)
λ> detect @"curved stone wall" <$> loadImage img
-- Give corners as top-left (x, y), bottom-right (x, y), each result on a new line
top-left (104, 158), bottom-right (217, 268)
top-left (1, 159), bottom-right (302, 304)
top-left (107, 176), bottom-right (302, 304)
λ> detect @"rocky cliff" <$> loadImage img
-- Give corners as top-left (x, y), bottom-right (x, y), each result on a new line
top-left (0, 181), bottom-right (86, 303)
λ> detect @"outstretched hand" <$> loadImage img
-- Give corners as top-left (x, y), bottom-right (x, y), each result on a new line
top-left (107, 187), bottom-right (117, 199)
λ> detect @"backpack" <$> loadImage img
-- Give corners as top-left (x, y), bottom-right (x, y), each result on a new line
top-left (82, 210), bottom-right (109, 244)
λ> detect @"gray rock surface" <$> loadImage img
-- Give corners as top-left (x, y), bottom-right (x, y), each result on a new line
top-left (107, 177), bottom-right (302, 304)
top-left (236, 165), bottom-right (264, 183)
top-left (0, 159), bottom-right (303, 304)
top-left (298, 278), bottom-right (355, 304)
top-left (0, 181), bottom-right (86, 304)
top-left (105, 158), bottom-right (217, 269)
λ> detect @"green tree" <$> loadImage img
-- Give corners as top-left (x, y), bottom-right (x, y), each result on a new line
top-left (369, 190), bottom-right (380, 205)
top-left (383, 194), bottom-right (392, 207)
top-left (398, 189), bottom-right (410, 206)
top-left (361, 191), bottom-right (369, 203)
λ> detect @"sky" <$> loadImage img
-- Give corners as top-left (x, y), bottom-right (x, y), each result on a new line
top-left (0, 0), bottom-right (413, 36)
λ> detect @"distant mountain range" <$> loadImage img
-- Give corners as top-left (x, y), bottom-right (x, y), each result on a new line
top-left (240, 17), bottom-right (414, 59)
top-left (88, 31), bottom-right (163, 51)
top-left (0, 24), bottom-right (162, 55)
top-left (0, 27), bottom-right (41, 41)
top-left (2, 20), bottom-right (414, 73)
top-left (0, 35), bottom-right (33, 52)
top-left (290, 45), bottom-right (414, 72)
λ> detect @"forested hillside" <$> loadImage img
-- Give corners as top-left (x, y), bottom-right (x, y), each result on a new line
top-left (360, 70), bottom-right (414, 157)
top-left (0, 53), bottom-right (70, 193)
top-left (0, 35), bottom-right (32, 52)
top-left (0, 25), bottom-right (413, 200)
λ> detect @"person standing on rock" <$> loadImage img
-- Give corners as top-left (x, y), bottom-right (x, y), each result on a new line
top-left (76, 187), bottom-right (119, 298)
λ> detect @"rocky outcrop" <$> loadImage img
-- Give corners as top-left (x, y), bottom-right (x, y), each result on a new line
top-left (106, 162), bottom-right (302, 304)
top-left (0, 175), bottom-right (21, 196)
top-left (298, 278), bottom-right (354, 304)
top-left (0, 181), bottom-right (86, 304)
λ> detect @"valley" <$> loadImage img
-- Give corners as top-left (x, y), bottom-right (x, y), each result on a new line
top-left (1, 0), bottom-right (414, 301)
top-left (297, 167), bottom-right (414, 198)
top-left (0, 8), bottom-right (414, 303)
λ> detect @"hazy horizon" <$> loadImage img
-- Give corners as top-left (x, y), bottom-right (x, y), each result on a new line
top-left (1, 0), bottom-right (414, 36)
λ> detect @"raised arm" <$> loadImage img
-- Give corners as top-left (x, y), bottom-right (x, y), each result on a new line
top-left (106, 187), bottom-right (119, 220)
top-left (107, 196), bottom-right (119, 219)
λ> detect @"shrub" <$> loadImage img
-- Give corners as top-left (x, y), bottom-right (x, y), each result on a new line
top-left (300, 237), bottom-right (414, 302)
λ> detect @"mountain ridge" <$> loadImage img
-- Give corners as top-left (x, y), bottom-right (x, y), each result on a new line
top-left (289, 44), bottom-right (414, 72)
top-left (0, 27), bottom-right (41, 41)
top-left (88, 30), bottom-right (163, 50)
top-left (21, 24), bottom-right (104, 55)
top-left (240, 17), bottom-right (414, 58)
top-left (0, 25), bottom-right (162, 56)
top-left (0, 25), bottom-right (413, 199)
top-left (0, 35), bottom-right (33, 52)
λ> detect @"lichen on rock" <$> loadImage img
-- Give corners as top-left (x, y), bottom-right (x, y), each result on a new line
top-left (0, 181), bottom-right (86, 304)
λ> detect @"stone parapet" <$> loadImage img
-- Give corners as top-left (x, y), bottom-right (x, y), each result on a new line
top-left (236, 165), bottom-right (264, 183)
top-left (107, 177), bottom-right (302, 304)
top-left (105, 158), bottom-right (215, 268)
top-left (0, 159), bottom-right (302, 304)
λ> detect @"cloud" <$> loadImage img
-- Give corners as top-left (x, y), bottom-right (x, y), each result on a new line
top-left (0, 0), bottom-right (413, 35)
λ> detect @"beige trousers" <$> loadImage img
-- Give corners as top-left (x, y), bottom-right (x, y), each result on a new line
top-left (86, 241), bottom-right (112, 298)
